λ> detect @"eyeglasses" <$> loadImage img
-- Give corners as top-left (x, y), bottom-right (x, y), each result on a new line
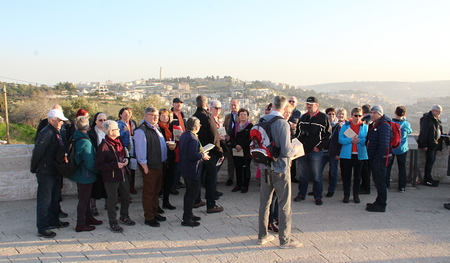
top-left (214, 107), bottom-right (222, 110)
top-left (353, 114), bottom-right (362, 117)
top-left (98, 119), bottom-right (107, 122)
top-left (112, 128), bottom-right (120, 131)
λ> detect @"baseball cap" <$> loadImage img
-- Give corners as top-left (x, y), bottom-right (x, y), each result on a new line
top-left (173, 98), bottom-right (184, 103)
top-left (48, 109), bottom-right (68, 121)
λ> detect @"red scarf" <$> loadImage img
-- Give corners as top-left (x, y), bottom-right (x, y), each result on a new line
top-left (158, 121), bottom-right (172, 141)
top-left (105, 135), bottom-right (125, 160)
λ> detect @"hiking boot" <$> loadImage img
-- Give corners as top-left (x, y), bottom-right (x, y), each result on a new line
top-left (119, 216), bottom-right (136, 226)
top-left (38, 229), bottom-right (56, 238)
top-left (110, 223), bottom-right (123, 233)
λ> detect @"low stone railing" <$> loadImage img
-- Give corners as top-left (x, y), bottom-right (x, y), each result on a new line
top-left (0, 136), bottom-right (448, 201)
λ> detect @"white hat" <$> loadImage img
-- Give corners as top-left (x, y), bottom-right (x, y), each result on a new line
top-left (48, 109), bottom-right (68, 121)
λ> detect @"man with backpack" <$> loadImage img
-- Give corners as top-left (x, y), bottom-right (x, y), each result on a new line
top-left (257, 95), bottom-right (302, 249)
top-left (366, 105), bottom-right (392, 212)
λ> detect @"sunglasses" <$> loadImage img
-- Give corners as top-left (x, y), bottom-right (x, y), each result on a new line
top-left (353, 114), bottom-right (362, 117)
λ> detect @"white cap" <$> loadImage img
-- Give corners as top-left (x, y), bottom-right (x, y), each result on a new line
top-left (48, 109), bottom-right (68, 121)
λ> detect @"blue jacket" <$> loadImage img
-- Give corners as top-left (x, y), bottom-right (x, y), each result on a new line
top-left (367, 115), bottom-right (393, 162)
top-left (68, 130), bottom-right (98, 184)
top-left (338, 121), bottom-right (368, 160)
top-left (392, 118), bottom-right (412, 155)
top-left (178, 131), bottom-right (204, 180)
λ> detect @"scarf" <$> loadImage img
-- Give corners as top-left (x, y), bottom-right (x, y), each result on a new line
top-left (158, 121), bottom-right (172, 141)
top-left (105, 135), bottom-right (125, 160)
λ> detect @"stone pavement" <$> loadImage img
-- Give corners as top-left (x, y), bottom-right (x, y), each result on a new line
top-left (1, 179), bottom-right (450, 263)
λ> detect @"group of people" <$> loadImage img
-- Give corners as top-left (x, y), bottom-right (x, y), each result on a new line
top-left (30, 94), bottom-right (446, 249)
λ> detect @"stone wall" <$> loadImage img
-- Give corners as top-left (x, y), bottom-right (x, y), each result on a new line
top-left (0, 139), bottom-right (448, 201)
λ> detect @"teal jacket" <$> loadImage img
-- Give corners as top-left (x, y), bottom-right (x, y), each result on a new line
top-left (392, 118), bottom-right (412, 155)
top-left (338, 121), bottom-right (368, 160)
top-left (68, 130), bottom-right (98, 184)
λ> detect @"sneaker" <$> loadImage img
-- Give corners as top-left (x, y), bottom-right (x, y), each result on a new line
top-left (280, 240), bottom-right (303, 249)
top-left (293, 196), bottom-right (305, 202)
top-left (315, 199), bottom-right (323, 205)
top-left (207, 205), bottom-right (224, 214)
top-left (193, 201), bottom-right (206, 208)
top-left (38, 229), bottom-right (56, 238)
top-left (398, 188), bottom-right (406, 193)
top-left (49, 221), bottom-right (70, 229)
top-left (258, 235), bottom-right (275, 245)
top-left (444, 203), bottom-right (450, 210)
top-left (75, 225), bottom-right (96, 232)
top-left (119, 216), bottom-right (136, 226)
top-left (110, 223), bottom-right (124, 233)
top-left (91, 206), bottom-right (99, 216)
top-left (86, 218), bottom-right (103, 225)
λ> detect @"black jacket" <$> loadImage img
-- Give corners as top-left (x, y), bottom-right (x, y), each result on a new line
top-left (418, 111), bottom-right (443, 149)
top-left (31, 124), bottom-right (66, 174)
top-left (295, 111), bottom-right (331, 153)
top-left (193, 107), bottom-right (223, 156)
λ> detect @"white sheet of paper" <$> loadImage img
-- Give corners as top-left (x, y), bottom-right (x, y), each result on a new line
top-left (232, 148), bottom-right (244, 157)
top-left (344, 128), bottom-right (357, 138)
top-left (202, 143), bottom-right (215, 153)
top-left (291, 138), bottom-right (305, 160)
top-left (173, 129), bottom-right (182, 141)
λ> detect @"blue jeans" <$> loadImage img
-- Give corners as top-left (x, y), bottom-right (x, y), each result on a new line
top-left (297, 151), bottom-right (324, 199)
top-left (370, 159), bottom-right (388, 208)
top-left (386, 152), bottom-right (407, 189)
top-left (321, 154), bottom-right (339, 193)
top-left (36, 173), bottom-right (62, 233)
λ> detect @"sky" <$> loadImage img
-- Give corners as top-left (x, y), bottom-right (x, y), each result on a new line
top-left (1, 0), bottom-right (450, 86)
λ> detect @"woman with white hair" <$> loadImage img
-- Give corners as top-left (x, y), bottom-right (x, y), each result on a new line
top-left (96, 120), bottom-right (135, 233)
top-left (68, 116), bottom-right (103, 232)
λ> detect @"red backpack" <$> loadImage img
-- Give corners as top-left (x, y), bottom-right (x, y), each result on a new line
top-left (387, 121), bottom-right (401, 150)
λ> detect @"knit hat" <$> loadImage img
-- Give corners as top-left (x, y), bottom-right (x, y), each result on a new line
top-left (371, 105), bottom-right (383, 116)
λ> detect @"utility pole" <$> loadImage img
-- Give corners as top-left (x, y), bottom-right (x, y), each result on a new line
top-left (2, 85), bottom-right (10, 144)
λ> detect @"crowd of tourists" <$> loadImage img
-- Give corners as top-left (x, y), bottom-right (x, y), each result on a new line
top-left (30, 95), bottom-right (447, 249)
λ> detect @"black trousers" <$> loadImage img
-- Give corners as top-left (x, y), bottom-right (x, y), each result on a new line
top-left (183, 176), bottom-right (201, 222)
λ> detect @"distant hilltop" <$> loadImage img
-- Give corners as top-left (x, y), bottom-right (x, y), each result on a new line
top-left (299, 80), bottom-right (450, 105)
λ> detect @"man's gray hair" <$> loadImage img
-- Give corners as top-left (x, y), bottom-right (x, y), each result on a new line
top-left (102, 120), bottom-right (118, 133)
top-left (272, 95), bottom-right (288, 111)
top-left (186, 117), bottom-right (201, 132)
top-left (144, 107), bottom-right (158, 115)
top-left (196, 95), bottom-right (208, 108)
top-left (74, 116), bottom-right (89, 131)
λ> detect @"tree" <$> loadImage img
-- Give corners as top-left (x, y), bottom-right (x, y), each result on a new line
top-left (131, 95), bottom-right (166, 121)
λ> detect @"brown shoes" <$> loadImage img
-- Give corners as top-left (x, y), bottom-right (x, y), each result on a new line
top-left (193, 201), bottom-right (206, 208)
top-left (231, 186), bottom-right (242, 192)
top-left (207, 205), bottom-right (224, 214)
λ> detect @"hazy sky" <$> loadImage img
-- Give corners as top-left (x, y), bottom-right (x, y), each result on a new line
top-left (2, 0), bottom-right (449, 86)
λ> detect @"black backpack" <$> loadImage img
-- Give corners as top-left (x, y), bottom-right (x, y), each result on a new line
top-left (54, 137), bottom-right (88, 177)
